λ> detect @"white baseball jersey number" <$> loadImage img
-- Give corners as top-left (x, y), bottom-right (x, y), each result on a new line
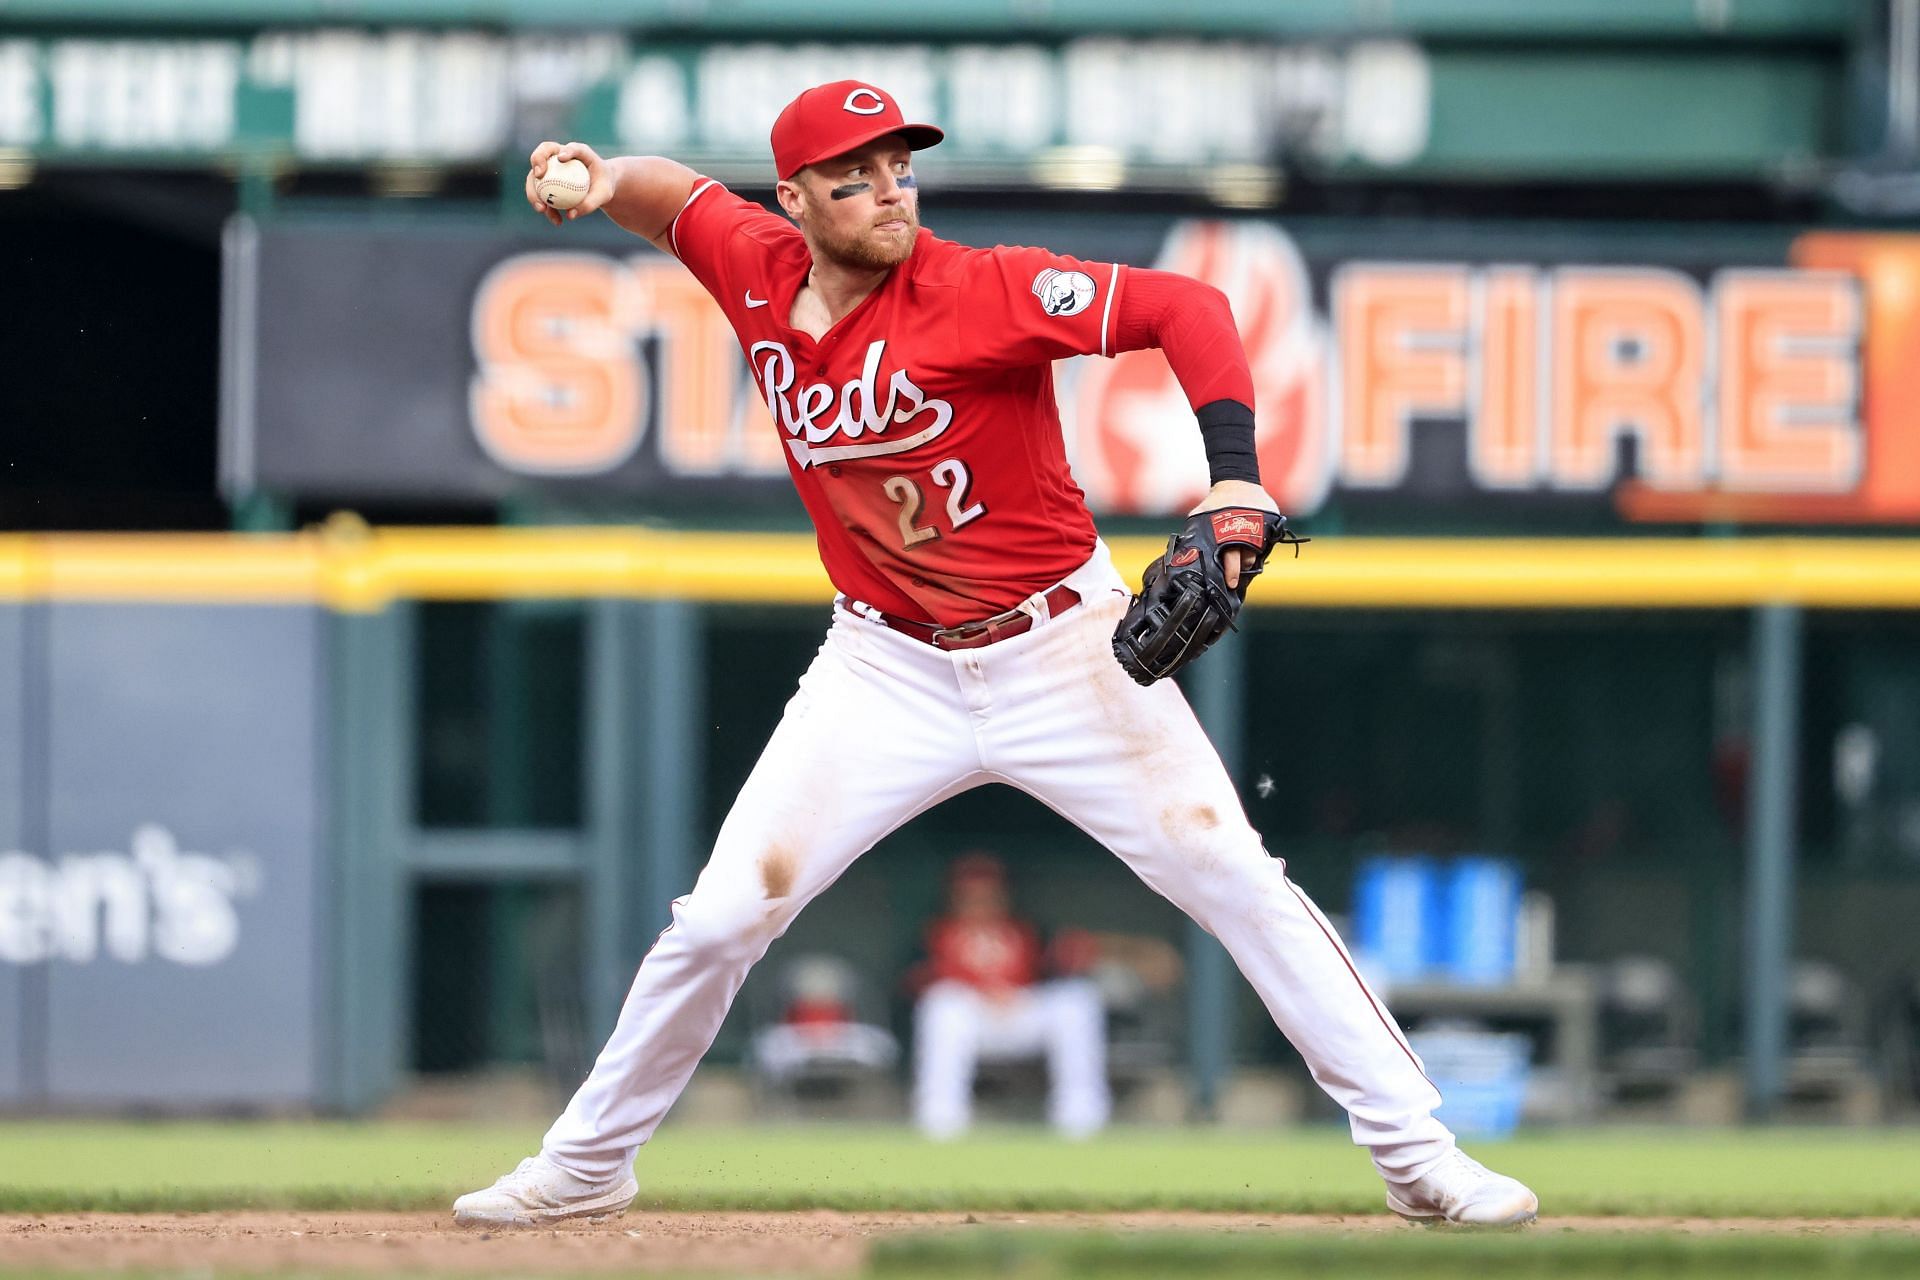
top-left (931, 458), bottom-right (988, 530)
top-left (884, 459), bottom-right (988, 551)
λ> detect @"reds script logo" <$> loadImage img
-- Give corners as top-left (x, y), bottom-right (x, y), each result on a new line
top-left (748, 338), bottom-right (954, 468)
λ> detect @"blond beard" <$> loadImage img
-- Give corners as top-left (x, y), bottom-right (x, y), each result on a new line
top-left (802, 201), bottom-right (920, 271)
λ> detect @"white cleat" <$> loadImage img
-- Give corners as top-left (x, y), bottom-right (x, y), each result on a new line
top-left (1385, 1149), bottom-right (1539, 1227)
top-left (451, 1154), bottom-right (639, 1228)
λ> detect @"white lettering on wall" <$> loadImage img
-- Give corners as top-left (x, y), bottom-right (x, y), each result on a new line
top-left (247, 30), bottom-right (619, 161)
top-left (0, 825), bottom-right (260, 967)
top-left (692, 43), bottom-right (939, 155)
top-left (48, 40), bottom-right (238, 151)
top-left (617, 55), bottom-right (690, 152)
top-left (941, 45), bottom-right (1054, 153)
top-left (6, 33), bottom-right (1427, 168)
top-left (278, 31), bottom-right (508, 161)
top-left (0, 42), bottom-right (41, 147)
top-left (1341, 40), bottom-right (1431, 167)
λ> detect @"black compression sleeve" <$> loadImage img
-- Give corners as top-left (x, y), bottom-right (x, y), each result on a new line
top-left (1196, 398), bottom-right (1260, 485)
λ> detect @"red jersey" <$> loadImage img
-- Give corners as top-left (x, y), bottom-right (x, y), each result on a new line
top-left (670, 179), bottom-right (1129, 626)
top-left (924, 917), bottom-right (1042, 993)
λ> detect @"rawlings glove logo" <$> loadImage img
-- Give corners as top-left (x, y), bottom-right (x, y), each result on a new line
top-left (1210, 511), bottom-right (1267, 544)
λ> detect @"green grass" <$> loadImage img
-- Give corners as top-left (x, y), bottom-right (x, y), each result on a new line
top-left (869, 1231), bottom-right (1920, 1279)
top-left (1, 1122), bottom-right (1918, 1217)
top-left (0, 1275), bottom-right (755, 1280)
top-left (7, 1247), bottom-right (1920, 1280)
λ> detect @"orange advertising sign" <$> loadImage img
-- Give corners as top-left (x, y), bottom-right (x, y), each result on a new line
top-left (1067, 223), bottom-right (1907, 523)
top-left (467, 252), bottom-right (786, 482)
top-left (1614, 233), bottom-right (1920, 523)
top-left (452, 225), bottom-right (1917, 525)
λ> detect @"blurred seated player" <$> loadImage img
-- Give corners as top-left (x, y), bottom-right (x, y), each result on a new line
top-left (910, 853), bottom-right (1109, 1139)
top-left (749, 953), bottom-right (899, 1082)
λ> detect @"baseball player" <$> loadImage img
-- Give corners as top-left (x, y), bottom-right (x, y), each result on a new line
top-left (910, 852), bottom-right (1110, 1140)
top-left (455, 81), bottom-right (1538, 1229)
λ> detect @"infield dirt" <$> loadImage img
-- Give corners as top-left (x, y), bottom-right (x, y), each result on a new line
top-left (4, 1210), bottom-right (1917, 1276)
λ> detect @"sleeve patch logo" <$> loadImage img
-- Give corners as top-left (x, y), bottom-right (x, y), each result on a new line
top-left (1032, 268), bottom-right (1096, 317)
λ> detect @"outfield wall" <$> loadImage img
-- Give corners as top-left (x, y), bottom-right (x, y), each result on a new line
top-left (0, 603), bottom-right (327, 1109)
top-left (3, 533), bottom-right (1919, 1114)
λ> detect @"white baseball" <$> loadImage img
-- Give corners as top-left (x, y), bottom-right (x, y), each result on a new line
top-left (537, 157), bottom-right (591, 211)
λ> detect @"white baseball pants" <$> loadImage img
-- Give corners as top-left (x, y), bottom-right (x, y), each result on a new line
top-left (913, 978), bottom-right (1110, 1139)
top-left (543, 543), bottom-right (1454, 1183)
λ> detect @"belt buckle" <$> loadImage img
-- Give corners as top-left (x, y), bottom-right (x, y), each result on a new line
top-left (930, 619), bottom-right (991, 649)
top-left (933, 603), bottom-right (1028, 649)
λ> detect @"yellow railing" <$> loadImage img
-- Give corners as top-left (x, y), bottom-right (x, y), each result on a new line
top-left (3, 526), bottom-right (1920, 611)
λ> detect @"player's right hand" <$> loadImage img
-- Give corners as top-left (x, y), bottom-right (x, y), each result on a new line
top-left (525, 141), bottom-right (616, 227)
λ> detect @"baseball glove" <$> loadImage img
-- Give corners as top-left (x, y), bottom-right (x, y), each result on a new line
top-left (1111, 507), bottom-right (1305, 686)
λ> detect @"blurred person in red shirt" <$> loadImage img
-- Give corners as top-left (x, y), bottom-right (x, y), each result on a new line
top-left (750, 953), bottom-right (898, 1083)
top-left (910, 853), bottom-right (1108, 1139)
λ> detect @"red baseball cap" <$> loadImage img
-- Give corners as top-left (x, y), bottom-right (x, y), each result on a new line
top-left (770, 80), bottom-right (943, 180)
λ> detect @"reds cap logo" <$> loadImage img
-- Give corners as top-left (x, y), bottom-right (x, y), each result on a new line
top-left (1032, 268), bottom-right (1096, 317)
top-left (770, 80), bottom-right (945, 180)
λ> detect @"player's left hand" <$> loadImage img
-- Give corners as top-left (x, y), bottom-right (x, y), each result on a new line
top-left (1189, 480), bottom-right (1281, 590)
top-left (1112, 497), bottom-right (1306, 686)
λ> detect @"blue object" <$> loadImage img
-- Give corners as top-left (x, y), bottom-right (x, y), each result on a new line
top-left (1438, 856), bottom-right (1522, 984)
top-left (1410, 1026), bottom-right (1532, 1139)
top-left (1352, 856), bottom-right (1441, 981)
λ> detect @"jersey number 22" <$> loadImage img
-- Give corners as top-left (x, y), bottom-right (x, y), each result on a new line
top-left (883, 458), bottom-right (987, 550)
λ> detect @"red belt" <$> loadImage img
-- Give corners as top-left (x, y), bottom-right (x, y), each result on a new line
top-left (872, 584), bottom-right (1081, 651)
